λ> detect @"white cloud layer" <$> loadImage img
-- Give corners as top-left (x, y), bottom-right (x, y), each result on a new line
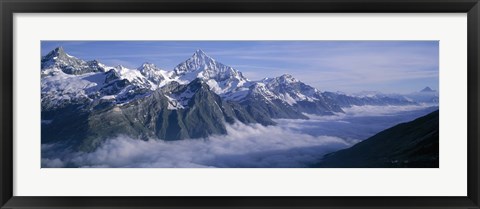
top-left (42, 105), bottom-right (438, 168)
top-left (42, 122), bottom-right (351, 168)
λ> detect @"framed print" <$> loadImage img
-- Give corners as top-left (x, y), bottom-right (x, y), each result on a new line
top-left (1, 0), bottom-right (479, 208)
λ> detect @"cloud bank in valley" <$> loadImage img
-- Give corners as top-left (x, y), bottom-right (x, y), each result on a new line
top-left (41, 105), bottom-right (438, 168)
top-left (42, 122), bottom-right (351, 168)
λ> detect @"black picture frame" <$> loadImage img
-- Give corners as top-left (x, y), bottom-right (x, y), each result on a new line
top-left (1, 0), bottom-right (479, 208)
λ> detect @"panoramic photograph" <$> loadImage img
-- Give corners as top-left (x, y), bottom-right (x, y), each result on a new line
top-left (40, 41), bottom-right (439, 168)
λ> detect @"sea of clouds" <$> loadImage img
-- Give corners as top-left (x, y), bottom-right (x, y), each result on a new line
top-left (41, 105), bottom-right (438, 168)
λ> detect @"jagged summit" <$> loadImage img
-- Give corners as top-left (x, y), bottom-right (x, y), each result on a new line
top-left (42, 46), bottom-right (67, 61)
top-left (264, 74), bottom-right (304, 88)
top-left (172, 49), bottom-right (249, 94)
top-left (190, 49), bottom-right (218, 69)
top-left (262, 73), bottom-right (322, 103)
top-left (89, 59), bottom-right (100, 64)
top-left (139, 62), bottom-right (157, 69)
top-left (278, 74), bottom-right (299, 83)
top-left (137, 62), bottom-right (172, 87)
top-left (193, 49), bottom-right (211, 58)
top-left (138, 62), bottom-right (161, 74)
top-left (48, 46), bottom-right (65, 55)
top-left (420, 86), bottom-right (435, 92)
top-left (41, 46), bottom-right (108, 75)
top-left (174, 49), bottom-right (218, 75)
top-left (114, 64), bottom-right (136, 72)
top-left (52, 46), bottom-right (65, 55)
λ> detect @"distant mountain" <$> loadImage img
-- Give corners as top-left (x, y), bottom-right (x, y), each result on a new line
top-left (41, 47), bottom-right (436, 151)
top-left (314, 110), bottom-right (439, 168)
top-left (322, 86), bottom-right (440, 107)
top-left (235, 82), bottom-right (309, 120)
top-left (420, 86), bottom-right (435, 92)
top-left (321, 91), bottom-right (415, 107)
top-left (405, 87), bottom-right (439, 104)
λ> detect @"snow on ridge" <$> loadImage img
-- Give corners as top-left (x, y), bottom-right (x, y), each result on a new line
top-left (165, 95), bottom-right (184, 110)
top-left (254, 74), bottom-right (324, 105)
top-left (171, 49), bottom-right (251, 95)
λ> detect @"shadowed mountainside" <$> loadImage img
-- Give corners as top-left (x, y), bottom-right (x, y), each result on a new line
top-left (314, 110), bottom-right (439, 168)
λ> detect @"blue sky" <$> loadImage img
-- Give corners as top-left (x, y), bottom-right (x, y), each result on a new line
top-left (41, 41), bottom-right (439, 94)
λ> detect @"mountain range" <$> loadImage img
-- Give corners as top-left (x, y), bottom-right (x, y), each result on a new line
top-left (41, 47), bottom-right (439, 151)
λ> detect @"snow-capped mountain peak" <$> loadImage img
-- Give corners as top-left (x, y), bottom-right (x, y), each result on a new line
top-left (262, 74), bottom-right (304, 89)
top-left (114, 65), bottom-right (128, 70)
top-left (139, 62), bottom-right (157, 69)
top-left (420, 86), bottom-right (436, 92)
top-left (193, 49), bottom-right (214, 61)
top-left (44, 46), bottom-right (66, 59)
top-left (278, 74), bottom-right (299, 83)
top-left (41, 47), bottom-right (107, 75)
top-left (41, 46), bottom-right (75, 69)
top-left (173, 49), bottom-right (250, 94)
top-left (137, 62), bottom-right (173, 88)
top-left (173, 49), bottom-right (216, 75)
top-left (137, 62), bottom-right (161, 75)
top-left (110, 65), bottom-right (155, 89)
top-left (401, 86), bottom-right (438, 104)
top-left (260, 74), bottom-right (322, 105)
